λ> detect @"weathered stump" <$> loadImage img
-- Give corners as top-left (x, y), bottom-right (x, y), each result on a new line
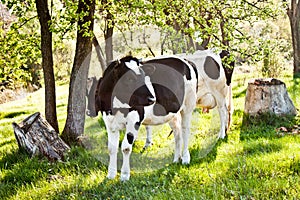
top-left (12, 112), bottom-right (70, 161)
top-left (244, 78), bottom-right (297, 116)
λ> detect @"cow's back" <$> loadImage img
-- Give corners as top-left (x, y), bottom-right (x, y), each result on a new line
top-left (141, 57), bottom-right (197, 122)
top-left (178, 50), bottom-right (228, 100)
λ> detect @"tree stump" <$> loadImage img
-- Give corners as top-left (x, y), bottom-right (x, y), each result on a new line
top-left (12, 112), bottom-right (70, 161)
top-left (244, 78), bottom-right (297, 116)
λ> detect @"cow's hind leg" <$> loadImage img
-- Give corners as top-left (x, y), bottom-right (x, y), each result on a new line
top-left (143, 126), bottom-right (153, 149)
top-left (217, 100), bottom-right (228, 139)
top-left (181, 112), bottom-right (192, 164)
top-left (169, 114), bottom-right (182, 163)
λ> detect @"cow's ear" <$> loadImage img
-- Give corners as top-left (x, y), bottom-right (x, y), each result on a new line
top-left (141, 64), bottom-right (156, 76)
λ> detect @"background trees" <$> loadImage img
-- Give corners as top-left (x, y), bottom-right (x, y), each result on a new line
top-left (36, 0), bottom-right (59, 133)
top-left (0, 0), bottom-right (298, 144)
top-left (287, 0), bottom-right (300, 74)
top-left (62, 0), bottom-right (95, 144)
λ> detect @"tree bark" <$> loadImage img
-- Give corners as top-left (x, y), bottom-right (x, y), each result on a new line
top-left (12, 112), bottom-right (69, 161)
top-left (62, 0), bottom-right (95, 144)
top-left (92, 35), bottom-right (107, 71)
top-left (36, 0), bottom-right (59, 133)
top-left (244, 78), bottom-right (297, 116)
top-left (287, 0), bottom-right (300, 75)
top-left (104, 12), bottom-right (114, 64)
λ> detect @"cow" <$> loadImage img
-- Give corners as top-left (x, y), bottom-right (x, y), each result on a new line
top-left (142, 49), bottom-right (234, 147)
top-left (86, 55), bottom-right (198, 181)
top-left (87, 50), bottom-right (234, 148)
top-left (179, 49), bottom-right (234, 139)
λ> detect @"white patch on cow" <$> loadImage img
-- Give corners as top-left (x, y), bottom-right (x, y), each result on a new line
top-left (113, 96), bottom-right (130, 108)
top-left (126, 110), bottom-right (140, 133)
top-left (102, 111), bottom-right (126, 179)
top-left (143, 104), bottom-right (177, 125)
top-left (102, 111), bottom-right (126, 132)
top-left (145, 76), bottom-right (156, 101)
top-left (125, 60), bottom-right (141, 75)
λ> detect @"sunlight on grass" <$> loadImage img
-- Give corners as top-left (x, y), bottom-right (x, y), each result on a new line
top-left (0, 72), bottom-right (300, 199)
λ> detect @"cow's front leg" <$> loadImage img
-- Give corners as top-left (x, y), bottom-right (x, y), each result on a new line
top-left (107, 129), bottom-right (120, 179)
top-left (120, 111), bottom-right (140, 181)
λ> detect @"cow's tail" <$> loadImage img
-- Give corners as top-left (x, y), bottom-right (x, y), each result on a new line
top-left (219, 50), bottom-right (235, 131)
top-left (226, 84), bottom-right (233, 131)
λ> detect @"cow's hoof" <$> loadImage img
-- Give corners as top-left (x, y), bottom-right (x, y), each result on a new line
top-left (107, 171), bottom-right (117, 179)
top-left (143, 142), bottom-right (153, 149)
top-left (120, 172), bottom-right (130, 181)
top-left (218, 131), bottom-right (226, 139)
top-left (182, 152), bottom-right (190, 164)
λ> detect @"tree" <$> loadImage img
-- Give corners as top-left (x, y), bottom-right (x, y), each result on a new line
top-left (62, 0), bottom-right (95, 144)
top-left (287, 0), bottom-right (300, 75)
top-left (36, 0), bottom-right (59, 133)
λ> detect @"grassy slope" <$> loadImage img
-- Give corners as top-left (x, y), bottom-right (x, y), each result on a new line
top-left (0, 73), bottom-right (299, 200)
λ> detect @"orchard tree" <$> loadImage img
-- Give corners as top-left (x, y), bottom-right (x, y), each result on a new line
top-left (62, 0), bottom-right (95, 144)
top-left (287, 0), bottom-right (300, 75)
top-left (36, 0), bottom-right (59, 132)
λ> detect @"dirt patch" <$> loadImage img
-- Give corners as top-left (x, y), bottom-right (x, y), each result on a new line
top-left (0, 88), bottom-right (30, 104)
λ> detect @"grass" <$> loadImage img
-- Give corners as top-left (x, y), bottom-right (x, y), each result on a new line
top-left (0, 72), bottom-right (300, 199)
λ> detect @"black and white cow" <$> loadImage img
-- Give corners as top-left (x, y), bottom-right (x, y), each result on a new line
top-left (179, 49), bottom-right (234, 139)
top-left (143, 49), bottom-right (234, 147)
top-left (86, 56), bottom-right (197, 181)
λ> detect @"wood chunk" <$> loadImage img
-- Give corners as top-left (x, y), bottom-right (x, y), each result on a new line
top-left (244, 78), bottom-right (297, 116)
top-left (12, 112), bottom-right (70, 161)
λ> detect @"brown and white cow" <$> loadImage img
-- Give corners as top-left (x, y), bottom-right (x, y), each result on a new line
top-left (86, 56), bottom-right (197, 181)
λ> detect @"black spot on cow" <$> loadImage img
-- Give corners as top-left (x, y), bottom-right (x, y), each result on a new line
top-left (219, 50), bottom-right (235, 86)
top-left (153, 103), bottom-right (167, 116)
top-left (142, 57), bottom-right (193, 80)
top-left (204, 56), bottom-right (220, 80)
top-left (134, 122), bottom-right (140, 130)
top-left (127, 132), bottom-right (134, 144)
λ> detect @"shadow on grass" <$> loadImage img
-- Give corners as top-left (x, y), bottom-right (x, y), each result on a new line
top-left (240, 112), bottom-right (297, 141)
top-left (233, 88), bottom-right (247, 99)
top-left (0, 111), bottom-right (28, 120)
top-left (0, 146), bottom-right (104, 200)
top-left (50, 138), bottom-right (226, 199)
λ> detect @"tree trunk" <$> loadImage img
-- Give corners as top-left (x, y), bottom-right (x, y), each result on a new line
top-left (287, 0), bottom-right (300, 75)
top-left (36, 0), bottom-right (59, 133)
top-left (244, 78), bottom-right (297, 116)
top-left (104, 12), bottom-right (114, 64)
top-left (12, 112), bottom-right (69, 161)
top-left (92, 35), bottom-right (107, 71)
top-left (62, 0), bottom-right (95, 144)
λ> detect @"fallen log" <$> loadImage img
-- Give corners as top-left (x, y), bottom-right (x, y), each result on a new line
top-left (12, 112), bottom-right (70, 161)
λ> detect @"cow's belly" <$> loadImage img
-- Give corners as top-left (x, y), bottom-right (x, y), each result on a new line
top-left (142, 105), bottom-right (177, 125)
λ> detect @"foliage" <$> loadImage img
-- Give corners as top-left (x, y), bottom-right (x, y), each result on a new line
top-left (0, 0), bottom-right (295, 89)
top-left (0, 0), bottom-right (41, 89)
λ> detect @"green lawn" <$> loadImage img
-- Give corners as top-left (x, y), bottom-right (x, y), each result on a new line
top-left (0, 73), bottom-right (299, 199)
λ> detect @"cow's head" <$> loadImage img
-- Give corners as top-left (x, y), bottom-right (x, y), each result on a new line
top-left (90, 56), bottom-right (155, 117)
